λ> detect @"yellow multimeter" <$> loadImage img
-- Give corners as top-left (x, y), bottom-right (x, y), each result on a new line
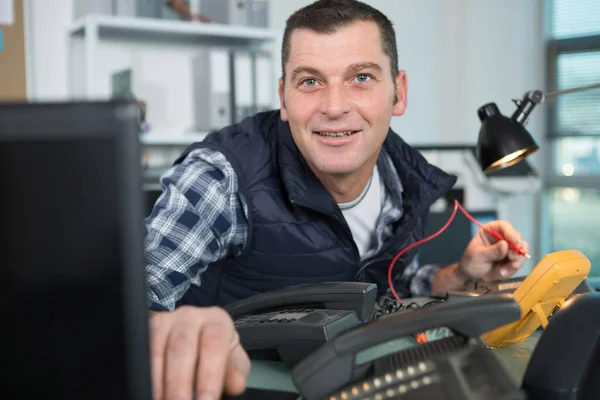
top-left (482, 249), bottom-right (591, 348)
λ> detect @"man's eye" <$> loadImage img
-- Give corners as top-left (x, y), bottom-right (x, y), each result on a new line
top-left (355, 74), bottom-right (372, 83)
top-left (301, 78), bottom-right (317, 86)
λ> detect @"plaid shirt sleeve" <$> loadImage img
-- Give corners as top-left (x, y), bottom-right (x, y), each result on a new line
top-left (144, 148), bottom-right (248, 311)
top-left (403, 254), bottom-right (443, 297)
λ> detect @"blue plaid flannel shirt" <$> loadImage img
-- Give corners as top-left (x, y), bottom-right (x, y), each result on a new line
top-left (145, 148), bottom-right (442, 311)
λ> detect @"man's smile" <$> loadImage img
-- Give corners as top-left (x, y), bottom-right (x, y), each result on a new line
top-left (312, 130), bottom-right (362, 146)
top-left (313, 130), bottom-right (360, 137)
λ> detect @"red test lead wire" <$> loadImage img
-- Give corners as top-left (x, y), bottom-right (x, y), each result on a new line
top-left (454, 201), bottom-right (531, 260)
top-left (387, 200), bottom-right (530, 305)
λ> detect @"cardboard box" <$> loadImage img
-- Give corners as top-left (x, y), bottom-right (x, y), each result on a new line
top-left (0, 0), bottom-right (27, 101)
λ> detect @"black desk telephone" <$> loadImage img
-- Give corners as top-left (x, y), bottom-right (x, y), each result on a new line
top-left (290, 294), bottom-right (524, 400)
top-left (225, 282), bottom-right (526, 399)
top-left (224, 282), bottom-right (378, 368)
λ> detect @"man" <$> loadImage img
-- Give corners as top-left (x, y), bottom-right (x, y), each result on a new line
top-left (145, 0), bottom-right (530, 399)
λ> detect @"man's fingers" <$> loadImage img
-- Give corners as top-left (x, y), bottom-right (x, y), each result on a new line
top-left (228, 333), bottom-right (250, 376)
top-left (499, 264), bottom-right (521, 279)
top-left (223, 345), bottom-right (251, 396)
top-left (224, 369), bottom-right (250, 397)
top-left (196, 311), bottom-right (237, 400)
top-left (507, 240), bottom-right (529, 261)
top-left (482, 220), bottom-right (522, 245)
top-left (481, 240), bottom-right (508, 261)
top-left (164, 309), bottom-right (201, 400)
top-left (507, 249), bottom-right (520, 262)
top-left (149, 312), bottom-right (171, 400)
top-left (149, 306), bottom-right (247, 400)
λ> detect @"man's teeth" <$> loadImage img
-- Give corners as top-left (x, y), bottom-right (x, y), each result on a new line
top-left (316, 131), bottom-right (356, 137)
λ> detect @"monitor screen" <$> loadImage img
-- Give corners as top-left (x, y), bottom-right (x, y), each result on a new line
top-left (0, 101), bottom-right (151, 400)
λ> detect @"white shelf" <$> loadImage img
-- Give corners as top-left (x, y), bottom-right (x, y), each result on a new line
top-left (68, 14), bottom-right (280, 43)
top-left (67, 13), bottom-right (280, 128)
top-left (140, 130), bottom-right (209, 146)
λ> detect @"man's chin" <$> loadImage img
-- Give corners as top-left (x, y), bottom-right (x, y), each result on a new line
top-left (312, 161), bottom-right (362, 176)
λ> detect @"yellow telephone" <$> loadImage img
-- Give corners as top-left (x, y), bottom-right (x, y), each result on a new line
top-left (482, 249), bottom-right (591, 348)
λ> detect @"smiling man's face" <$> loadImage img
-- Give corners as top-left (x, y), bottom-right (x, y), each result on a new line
top-left (279, 20), bottom-right (407, 178)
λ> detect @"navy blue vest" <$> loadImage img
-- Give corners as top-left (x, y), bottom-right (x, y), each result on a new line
top-left (174, 110), bottom-right (456, 307)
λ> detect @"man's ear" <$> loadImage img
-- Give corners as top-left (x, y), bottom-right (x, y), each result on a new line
top-left (392, 70), bottom-right (408, 117)
top-left (278, 77), bottom-right (288, 121)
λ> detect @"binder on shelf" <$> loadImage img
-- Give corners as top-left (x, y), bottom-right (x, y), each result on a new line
top-left (114, 0), bottom-right (161, 18)
top-left (230, 49), bottom-right (255, 123)
top-left (74, 0), bottom-right (163, 19)
top-left (253, 51), bottom-right (274, 113)
top-left (114, 0), bottom-right (136, 17)
top-left (192, 47), bottom-right (232, 131)
top-left (201, 0), bottom-right (248, 26)
top-left (228, 48), bottom-right (274, 122)
top-left (200, 0), bottom-right (270, 27)
top-left (160, 4), bottom-right (180, 20)
top-left (248, 0), bottom-right (269, 28)
top-left (73, 0), bottom-right (114, 19)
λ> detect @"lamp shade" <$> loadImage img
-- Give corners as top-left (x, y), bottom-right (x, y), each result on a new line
top-left (476, 102), bottom-right (539, 173)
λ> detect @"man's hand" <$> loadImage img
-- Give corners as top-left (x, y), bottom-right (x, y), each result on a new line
top-left (149, 306), bottom-right (250, 400)
top-left (458, 220), bottom-right (530, 282)
top-left (430, 220), bottom-right (529, 297)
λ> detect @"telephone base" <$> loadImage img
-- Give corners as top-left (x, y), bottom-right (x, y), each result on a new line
top-left (235, 308), bottom-right (361, 369)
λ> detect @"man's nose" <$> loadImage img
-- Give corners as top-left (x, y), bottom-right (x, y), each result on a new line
top-left (320, 84), bottom-right (352, 118)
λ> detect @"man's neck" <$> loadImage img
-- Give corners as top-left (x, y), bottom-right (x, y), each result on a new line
top-left (311, 159), bottom-right (378, 204)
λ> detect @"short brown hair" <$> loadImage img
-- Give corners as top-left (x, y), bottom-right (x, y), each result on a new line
top-left (281, 0), bottom-right (399, 85)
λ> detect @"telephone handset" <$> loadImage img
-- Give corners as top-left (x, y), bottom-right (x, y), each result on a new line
top-left (291, 294), bottom-right (525, 400)
top-left (224, 282), bottom-right (378, 368)
top-left (225, 282), bottom-right (378, 320)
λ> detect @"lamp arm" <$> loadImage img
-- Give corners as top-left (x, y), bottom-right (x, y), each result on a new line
top-left (545, 82), bottom-right (600, 98)
top-left (511, 82), bottom-right (600, 126)
top-left (511, 90), bottom-right (544, 125)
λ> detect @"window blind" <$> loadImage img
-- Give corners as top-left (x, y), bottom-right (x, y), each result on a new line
top-left (548, 0), bottom-right (600, 137)
top-left (549, 0), bottom-right (600, 39)
top-left (555, 51), bottom-right (600, 136)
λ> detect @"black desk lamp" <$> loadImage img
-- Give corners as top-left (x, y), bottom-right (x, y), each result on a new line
top-left (476, 82), bottom-right (600, 173)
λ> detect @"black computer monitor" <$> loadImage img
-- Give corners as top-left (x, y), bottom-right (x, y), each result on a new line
top-left (0, 101), bottom-right (152, 399)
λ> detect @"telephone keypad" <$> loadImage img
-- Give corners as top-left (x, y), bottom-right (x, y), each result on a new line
top-left (234, 308), bottom-right (312, 327)
top-left (328, 360), bottom-right (439, 400)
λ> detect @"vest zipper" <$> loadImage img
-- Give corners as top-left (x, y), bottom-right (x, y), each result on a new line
top-left (290, 197), bottom-right (427, 285)
top-left (290, 197), bottom-right (361, 263)
top-left (333, 203), bottom-right (361, 261)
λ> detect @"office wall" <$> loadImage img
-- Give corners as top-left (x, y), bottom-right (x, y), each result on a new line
top-left (24, 0), bottom-right (546, 271)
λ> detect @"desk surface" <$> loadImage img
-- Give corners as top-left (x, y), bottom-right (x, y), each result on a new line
top-left (244, 299), bottom-right (543, 394)
top-left (492, 331), bottom-right (541, 385)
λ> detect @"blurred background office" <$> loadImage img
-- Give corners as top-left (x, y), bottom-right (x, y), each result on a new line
top-left (1, 0), bottom-right (598, 278)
